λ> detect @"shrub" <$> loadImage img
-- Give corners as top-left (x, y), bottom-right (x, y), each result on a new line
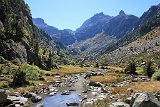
top-left (20, 64), bottom-right (40, 80)
top-left (144, 61), bottom-right (155, 78)
top-left (95, 63), bottom-right (99, 68)
top-left (80, 63), bottom-right (84, 68)
top-left (11, 64), bottom-right (41, 87)
top-left (101, 66), bottom-right (105, 69)
top-left (12, 67), bottom-right (29, 87)
top-left (125, 61), bottom-right (137, 75)
top-left (151, 69), bottom-right (160, 81)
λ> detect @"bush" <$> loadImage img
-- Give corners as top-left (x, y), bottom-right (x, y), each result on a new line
top-left (144, 61), bottom-right (155, 78)
top-left (101, 66), bottom-right (105, 69)
top-left (12, 67), bottom-right (29, 87)
top-left (125, 61), bottom-right (137, 75)
top-left (95, 63), bottom-right (99, 68)
top-left (20, 64), bottom-right (40, 80)
top-left (151, 69), bottom-right (160, 81)
top-left (11, 64), bottom-right (41, 87)
top-left (80, 63), bottom-right (84, 68)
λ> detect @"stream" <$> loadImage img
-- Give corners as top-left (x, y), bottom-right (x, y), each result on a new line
top-left (33, 71), bottom-right (108, 107)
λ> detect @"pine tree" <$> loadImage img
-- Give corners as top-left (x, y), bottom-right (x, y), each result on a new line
top-left (126, 61), bottom-right (137, 75)
top-left (144, 61), bottom-right (155, 78)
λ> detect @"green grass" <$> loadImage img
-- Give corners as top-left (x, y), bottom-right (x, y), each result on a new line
top-left (136, 67), bottom-right (144, 74)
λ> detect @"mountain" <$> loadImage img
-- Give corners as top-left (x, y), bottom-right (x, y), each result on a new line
top-left (99, 4), bottom-right (160, 65)
top-left (75, 11), bottom-right (138, 41)
top-left (32, 18), bottom-right (60, 35)
top-left (0, 0), bottom-right (69, 70)
top-left (71, 11), bottom-right (139, 58)
top-left (32, 18), bottom-right (76, 45)
top-left (75, 12), bottom-right (113, 41)
top-left (103, 10), bottom-right (139, 38)
top-left (72, 32), bottom-right (117, 59)
top-left (102, 27), bottom-right (160, 65)
top-left (33, 11), bottom-right (138, 48)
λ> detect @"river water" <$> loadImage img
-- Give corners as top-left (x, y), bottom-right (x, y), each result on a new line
top-left (33, 73), bottom-right (107, 107)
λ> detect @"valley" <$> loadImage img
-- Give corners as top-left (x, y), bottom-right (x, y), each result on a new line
top-left (1, 0), bottom-right (160, 107)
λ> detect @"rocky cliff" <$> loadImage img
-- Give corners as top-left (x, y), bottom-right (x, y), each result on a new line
top-left (0, 0), bottom-right (68, 70)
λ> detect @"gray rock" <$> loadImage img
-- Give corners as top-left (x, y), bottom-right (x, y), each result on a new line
top-left (7, 96), bottom-right (28, 105)
top-left (155, 91), bottom-right (160, 101)
top-left (130, 92), bottom-right (160, 107)
top-left (124, 97), bottom-right (132, 104)
top-left (0, 89), bottom-right (7, 104)
top-left (36, 103), bottom-right (43, 107)
top-left (23, 91), bottom-right (34, 98)
top-left (11, 92), bottom-right (21, 97)
top-left (108, 102), bottom-right (129, 107)
top-left (89, 82), bottom-right (104, 87)
top-left (66, 102), bottom-right (79, 106)
top-left (31, 94), bottom-right (42, 103)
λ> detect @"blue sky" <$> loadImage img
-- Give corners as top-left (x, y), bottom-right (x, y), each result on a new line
top-left (25, 0), bottom-right (160, 31)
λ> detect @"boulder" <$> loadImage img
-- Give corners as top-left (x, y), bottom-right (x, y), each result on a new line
top-left (23, 92), bottom-right (34, 98)
top-left (11, 92), bottom-right (21, 97)
top-left (89, 82), bottom-right (104, 87)
top-left (7, 96), bottom-right (28, 105)
top-left (124, 97), bottom-right (132, 104)
top-left (0, 89), bottom-right (7, 104)
top-left (36, 103), bottom-right (44, 107)
top-left (66, 102), bottom-right (79, 106)
top-left (155, 91), bottom-right (160, 101)
top-left (130, 92), bottom-right (160, 107)
top-left (31, 94), bottom-right (42, 103)
top-left (108, 102), bottom-right (129, 107)
top-left (48, 92), bottom-right (57, 96)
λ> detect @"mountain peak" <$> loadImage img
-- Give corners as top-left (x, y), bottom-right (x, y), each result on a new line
top-left (32, 18), bottom-right (47, 26)
top-left (93, 12), bottom-right (105, 18)
top-left (119, 10), bottom-right (126, 16)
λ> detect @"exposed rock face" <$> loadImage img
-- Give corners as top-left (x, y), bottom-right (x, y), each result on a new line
top-left (0, 0), bottom-right (68, 70)
top-left (71, 11), bottom-right (138, 58)
top-left (75, 12), bottom-right (112, 41)
top-left (101, 4), bottom-right (160, 64)
top-left (75, 11), bottom-right (138, 42)
top-left (104, 27), bottom-right (160, 64)
top-left (130, 92), bottom-right (160, 107)
top-left (71, 32), bottom-right (117, 57)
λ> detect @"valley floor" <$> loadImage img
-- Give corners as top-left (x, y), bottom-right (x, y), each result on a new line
top-left (1, 65), bottom-right (160, 107)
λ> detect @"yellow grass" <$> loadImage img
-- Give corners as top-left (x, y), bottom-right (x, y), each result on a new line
top-left (52, 65), bottom-right (98, 75)
top-left (112, 81), bottom-right (160, 95)
top-left (88, 98), bottom-right (109, 107)
top-left (108, 66), bottom-right (125, 71)
top-left (90, 73), bottom-right (123, 84)
top-left (9, 85), bottom-right (43, 93)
